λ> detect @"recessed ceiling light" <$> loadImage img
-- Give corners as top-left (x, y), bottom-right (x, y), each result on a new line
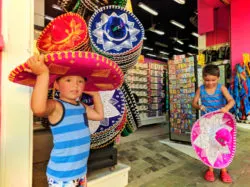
top-left (52, 4), bottom-right (63, 11)
top-left (143, 46), bottom-right (153, 51)
top-left (170, 20), bottom-right (185, 29)
top-left (173, 48), bottom-right (183, 52)
top-left (45, 15), bottom-right (54, 21)
top-left (160, 51), bottom-right (169, 55)
top-left (143, 37), bottom-right (147, 40)
top-left (146, 53), bottom-right (157, 57)
top-left (191, 32), bottom-right (199, 37)
top-left (155, 42), bottom-right (168, 48)
top-left (161, 57), bottom-right (169, 60)
top-left (138, 2), bottom-right (158, 16)
top-left (173, 0), bottom-right (185, 4)
top-left (188, 44), bottom-right (198, 49)
top-left (148, 28), bottom-right (165, 35)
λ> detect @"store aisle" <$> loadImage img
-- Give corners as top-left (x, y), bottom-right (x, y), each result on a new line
top-left (117, 125), bottom-right (250, 187)
top-left (33, 124), bottom-right (250, 187)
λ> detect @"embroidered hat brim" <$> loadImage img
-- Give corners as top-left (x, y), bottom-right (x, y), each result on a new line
top-left (36, 12), bottom-right (89, 53)
top-left (88, 5), bottom-right (144, 56)
top-left (191, 111), bottom-right (236, 169)
top-left (8, 51), bottom-right (124, 91)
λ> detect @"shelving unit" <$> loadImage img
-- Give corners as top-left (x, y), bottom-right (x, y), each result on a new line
top-left (168, 55), bottom-right (197, 143)
top-left (125, 58), bottom-right (167, 126)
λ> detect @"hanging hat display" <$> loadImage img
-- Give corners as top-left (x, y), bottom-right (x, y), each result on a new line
top-left (191, 111), bottom-right (236, 169)
top-left (36, 12), bottom-right (90, 53)
top-left (88, 5), bottom-right (144, 73)
top-left (120, 81), bottom-right (141, 132)
top-left (8, 51), bottom-right (124, 91)
top-left (82, 89), bottom-right (127, 149)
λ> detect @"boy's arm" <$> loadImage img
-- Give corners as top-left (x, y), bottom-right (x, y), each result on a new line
top-left (28, 55), bottom-right (56, 117)
top-left (82, 92), bottom-right (104, 121)
top-left (192, 88), bottom-right (202, 110)
top-left (220, 85), bottom-right (235, 113)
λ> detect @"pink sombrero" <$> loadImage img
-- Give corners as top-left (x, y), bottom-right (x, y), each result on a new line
top-left (36, 12), bottom-right (89, 53)
top-left (191, 111), bottom-right (236, 169)
top-left (8, 51), bottom-right (124, 91)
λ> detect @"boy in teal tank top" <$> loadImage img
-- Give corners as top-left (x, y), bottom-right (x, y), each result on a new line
top-left (27, 55), bottom-right (104, 186)
top-left (192, 64), bottom-right (235, 183)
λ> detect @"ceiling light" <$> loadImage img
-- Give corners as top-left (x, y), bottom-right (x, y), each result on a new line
top-left (138, 2), bottom-right (158, 16)
top-left (191, 32), bottom-right (199, 37)
top-left (148, 28), bottom-right (165, 35)
top-left (155, 42), bottom-right (168, 48)
top-left (173, 0), bottom-right (185, 4)
top-left (187, 52), bottom-right (194, 55)
top-left (146, 53), bottom-right (157, 57)
top-left (160, 51), bottom-right (169, 55)
top-left (45, 15), bottom-right (54, 21)
top-left (170, 20), bottom-right (185, 29)
top-left (176, 39), bottom-right (184, 45)
top-left (143, 46), bottom-right (153, 51)
top-left (143, 37), bottom-right (147, 40)
top-left (188, 44), bottom-right (198, 49)
top-left (52, 4), bottom-right (63, 11)
top-left (161, 57), bottom-right (169, 60)
top-left (173, 48), bottom-right (183, 52)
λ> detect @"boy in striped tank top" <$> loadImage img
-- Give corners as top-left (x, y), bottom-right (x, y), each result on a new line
top-left (192, 64), bottom-right (235, 183)
top-left (28, 55), bottom-right (104, 186)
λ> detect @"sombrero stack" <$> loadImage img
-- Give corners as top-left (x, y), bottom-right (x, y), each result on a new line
top-left (120, 82), bottom-right (141, 134)
top-left (36, 12), bottom-right (91, 53)
top-left (191, 111), bottom-right (236, 169)
top-left (88, 5), bottom-right (144, 73)
top-left (81, 90), bottom-right (127, 149)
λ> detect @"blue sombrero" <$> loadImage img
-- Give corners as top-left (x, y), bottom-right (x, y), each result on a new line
top-left (81, 89), bottom-right (126, 149)
top-left (88, 5), bottom-right (144, 56)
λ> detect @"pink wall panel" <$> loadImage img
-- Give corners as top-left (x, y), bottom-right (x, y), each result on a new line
top-left (198, 0), bottom-right (214, 34)
top-left (206, 7), bottom-right (230, 46)
top-left (231, 0), bottom-right (250, 70)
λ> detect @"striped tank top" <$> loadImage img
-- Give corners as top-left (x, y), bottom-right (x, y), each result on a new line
top-left (200, 84), bottom-right (226, 115)
top-left (47, 99), bottom-right (90, 182)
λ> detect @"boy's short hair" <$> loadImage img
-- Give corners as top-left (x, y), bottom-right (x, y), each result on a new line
top-left (202, 64), bottom-right (220, 77)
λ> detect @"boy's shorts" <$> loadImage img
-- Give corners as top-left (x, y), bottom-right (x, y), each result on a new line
top-left (47, 176), bottom-right (87, 187)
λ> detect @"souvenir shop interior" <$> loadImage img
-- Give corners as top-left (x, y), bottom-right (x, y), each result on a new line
top-left (1, 0), bottom-right (250, 186)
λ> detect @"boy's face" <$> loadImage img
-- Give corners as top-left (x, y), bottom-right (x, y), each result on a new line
top-left (203, 75), bottom-right (219, 89)
top-left (55, 75), bottom-right (86, 101)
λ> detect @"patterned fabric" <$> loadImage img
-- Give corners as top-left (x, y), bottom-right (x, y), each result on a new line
top-left (48, 175), bottom-right (87, 187)
top-left (191, 111), bottom-right (236, 169)
top-left (200, 84), bottom-right (226, 115)
top-left (47, 99), bottom-right (90, 182)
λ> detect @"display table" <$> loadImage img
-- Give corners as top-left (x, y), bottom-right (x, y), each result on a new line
top-left (88, 163), bottom-right (131, 187)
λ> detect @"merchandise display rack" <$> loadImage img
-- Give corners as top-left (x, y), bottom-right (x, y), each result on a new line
top-left (125, 58), bottom-right (167, 126)
top-left (168, 55), bottom-right (197, 143)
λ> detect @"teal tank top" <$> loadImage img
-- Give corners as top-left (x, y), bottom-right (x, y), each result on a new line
top-left (200, 84), bottom-right (226, 115)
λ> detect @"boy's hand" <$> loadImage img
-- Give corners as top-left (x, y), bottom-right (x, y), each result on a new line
top-left (25, 55), bottom-right (49, 75)
top-left (220, 107), bottom-right (229, 113)
top-left (199, 105), bottom-right (206, 111)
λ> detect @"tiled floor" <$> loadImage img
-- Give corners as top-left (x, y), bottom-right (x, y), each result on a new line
top-left (33, 123), bottom-right (250, 187)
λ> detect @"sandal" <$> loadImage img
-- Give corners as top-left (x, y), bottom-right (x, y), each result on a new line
top-left (220, 171), bottom-right (232, 183)
top-left (204, 170), bottom-right (215, 182)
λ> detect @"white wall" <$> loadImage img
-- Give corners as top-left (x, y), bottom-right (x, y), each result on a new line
top-left (0, 0), bottom-right (34, 186)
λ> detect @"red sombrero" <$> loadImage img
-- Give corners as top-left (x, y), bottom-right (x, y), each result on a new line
top-left (36, 12), bottom-right (89, 53)
top-left (8, 51), bottom-right (124, 91)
